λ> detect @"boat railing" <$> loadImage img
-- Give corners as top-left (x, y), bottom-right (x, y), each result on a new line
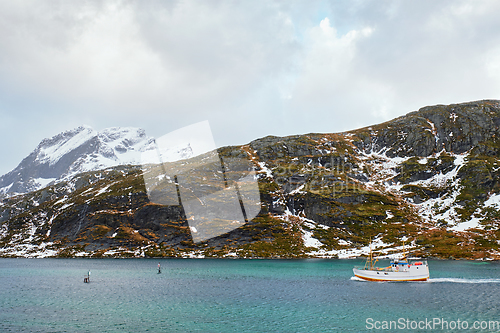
top-left (353, 265), bottom-right (393, 271)
top-left (410, 260), bottom-right (428, 266)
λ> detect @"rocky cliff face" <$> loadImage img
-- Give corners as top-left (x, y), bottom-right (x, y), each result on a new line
top-left (2, 100), bottom-right (500, 259)
top-left (352, 100), bottom-right (500, 157)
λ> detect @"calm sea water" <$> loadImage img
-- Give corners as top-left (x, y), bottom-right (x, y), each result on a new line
top-left (1, 259), bottom-right (500, 332)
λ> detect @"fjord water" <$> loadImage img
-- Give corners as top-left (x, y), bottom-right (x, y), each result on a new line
top-left (1, 259), bottom-right (500, 332)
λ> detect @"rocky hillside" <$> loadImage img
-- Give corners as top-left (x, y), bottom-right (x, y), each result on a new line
top-left (2, 100), bottom-right (500, 259)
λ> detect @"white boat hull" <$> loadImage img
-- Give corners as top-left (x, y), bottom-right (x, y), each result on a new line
top-left (353, 264), bottom-right (429, 282)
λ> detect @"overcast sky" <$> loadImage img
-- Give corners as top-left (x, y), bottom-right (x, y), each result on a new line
top-left (1, 0), bottom-right (500, 175)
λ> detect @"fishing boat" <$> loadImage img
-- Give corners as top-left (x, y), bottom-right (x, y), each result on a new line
top-left (352, 242), bottom-right (429, 282)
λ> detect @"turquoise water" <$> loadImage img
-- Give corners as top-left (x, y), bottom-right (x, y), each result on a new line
top-left (1, 259), bottom-right (500, 332)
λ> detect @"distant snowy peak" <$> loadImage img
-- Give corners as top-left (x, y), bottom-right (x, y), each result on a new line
top-left (35, 126), bottom-right (96, 166)
top-left (0, 126), bottom-right (156, 196)
top-left (35, 125), bottom-right (153, 168)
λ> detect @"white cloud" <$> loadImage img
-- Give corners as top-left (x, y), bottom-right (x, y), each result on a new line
top-left (285, 17), bottom-right (387, 132)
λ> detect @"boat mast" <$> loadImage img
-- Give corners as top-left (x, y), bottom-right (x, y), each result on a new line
top-left (364, 238), bottom-right (376, 270)
top-left (402, 237), bottom-right (407, 260)
top-left (369, 242), bottom-right (374, 269)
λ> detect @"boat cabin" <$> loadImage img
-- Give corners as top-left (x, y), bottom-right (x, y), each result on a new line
top-left (391, 260), bottom-right (409, 272)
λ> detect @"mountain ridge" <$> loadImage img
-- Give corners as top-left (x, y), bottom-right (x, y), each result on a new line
top-left (352, 99), bottom-right (500, 157)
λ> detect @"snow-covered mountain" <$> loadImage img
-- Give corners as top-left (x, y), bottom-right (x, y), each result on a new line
top-left (0, 126), bottom-right (155, 196)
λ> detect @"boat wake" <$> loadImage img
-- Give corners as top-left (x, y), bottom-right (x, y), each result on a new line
top-left (427, 278), bottom-right (500, 284)
top-left (350, 276), bottom-right (365, 282)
